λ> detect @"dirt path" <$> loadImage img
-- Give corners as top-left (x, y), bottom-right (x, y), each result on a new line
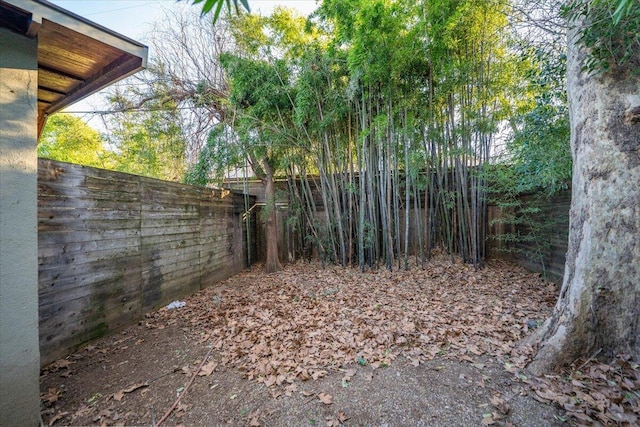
top-left (40, 323), bottom-right (561, 426)
top-left (40, 257), bottom-right (631, 426)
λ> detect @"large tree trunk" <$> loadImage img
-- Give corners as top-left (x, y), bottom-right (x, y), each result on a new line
top-left (262, 159), bottom-right (283, 274)
top-left (527, 16), bottom-right (640, 375)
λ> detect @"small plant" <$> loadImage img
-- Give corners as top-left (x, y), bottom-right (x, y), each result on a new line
top-left (87, 392), bottom-right (102, 405)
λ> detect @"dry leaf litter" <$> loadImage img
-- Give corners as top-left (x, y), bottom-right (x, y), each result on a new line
top-left (39, 255), bottom-right (639, 426)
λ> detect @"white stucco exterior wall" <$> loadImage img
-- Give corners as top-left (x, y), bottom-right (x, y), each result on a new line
top-left (0, 26), bottom-right (41, 426)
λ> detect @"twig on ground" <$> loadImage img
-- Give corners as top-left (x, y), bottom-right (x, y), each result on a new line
top-left (304, 394), bottom-right (318, 404)
top-left (156, 344), bottom-right (216, 427)
top-left (575, 348), bottom-right (602, 373)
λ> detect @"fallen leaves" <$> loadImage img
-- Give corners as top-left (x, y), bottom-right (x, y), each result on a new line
top-left (341, 368), bottom-right (357, 383)
top-left (112, 383), bottom-right (148, 402)
top-left (41, 359), bottom-right (74, 377)
top-left (153, 255), bottom-right (556, 391)
top-left (317, 392), bottom-right (333, 405)
top-left (312, 370), bottom-right (328, 381)
top-left (41, 388), bottom-right (62, 405)
top-left (198, 361), bottom-right (218, 377)
top-left (47, 411), bottom-right (69, 426)
top-left (41, 258), bottom-right (564, 426)
top-left (284, 382), bottom-right (298, 397)
top-left (526, 355), bottom-right (640, 426)
top-left (175, 402), bottom-right (191, 417)
top-left (326, 411), bottom-right (349, 426)
top-left (481, 411), bottom-right (502, 426)
top-left (49, 359), bottom-right (73, 371)
top-left (490, 394), bottom-right (510, 415)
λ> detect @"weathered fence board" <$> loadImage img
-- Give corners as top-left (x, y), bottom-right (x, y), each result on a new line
top-left (38, 159), bottom-right (255, 366)
top-left (229, 174), bottom-right (570, 282)
top-left (38, 245), bottom-right (142, 267)
top-left (487, 190), bottom-right (571, 284)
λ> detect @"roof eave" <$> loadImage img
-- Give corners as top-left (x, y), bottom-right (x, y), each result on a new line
top-left (0, 0), bottom-right (149, 136)
top-left (4, 0), bottom-right (148, 64)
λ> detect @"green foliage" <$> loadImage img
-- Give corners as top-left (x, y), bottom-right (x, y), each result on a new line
top-left (106, 90), bottom-right (187, 182)
top-left (508, 105), bottom-right (571, 194)
top-left (190, 0), bottom-right (249, 21)
top-left (293, 46), bottom-right (349, 138)
top-left (228, 13), bottom-right (268, 57)
top-left (563, 0), bottom-right (640, 74)
top-left (206, 9), bottom-right (318, 186)
top-left (487, 173), bottom-right (564, 277)
top-left (38, 114), bottom-right (110, 168)
top-left (221, 54), bottom-right (292, 121)
top-left (346, 0), bottom-right (400, 86)
top-left (487, 41), bottom-right (571, 274)
top-left (612, 0), bottom-right (634, 24)
top-left (100, 60), bottom-right (191, 182)
top-left (219, 52), bottom-right (294, 178)
top-left (191, 0), bottom-right (570, 269)
top-left (506, 47), bottom-right (572, 196)
top-left (184, 125), bottom-right (242, 186)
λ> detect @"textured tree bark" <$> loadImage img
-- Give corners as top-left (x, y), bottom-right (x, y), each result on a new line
top-left (527, 17), bottom-right (640, 375)
top-left (262, 159), bottom-right (283, 274)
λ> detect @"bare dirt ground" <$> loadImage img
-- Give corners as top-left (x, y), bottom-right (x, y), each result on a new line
top-left (40, 256), bottom-right (639, 426)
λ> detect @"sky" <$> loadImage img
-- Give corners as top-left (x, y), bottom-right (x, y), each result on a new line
top-left (48, 0), bottom-right (319, 121)
top-left (50, 0), bottom-right (319, 41)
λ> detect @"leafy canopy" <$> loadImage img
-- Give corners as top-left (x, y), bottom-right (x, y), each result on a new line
top-left (105, 87), bottom-right (188, 181)
top-left (563, 0), bottom-right (640, 74)
top-left (38, 114), bottom-right (110, 168)
top-left (189, 0), bottom-right (250, 22)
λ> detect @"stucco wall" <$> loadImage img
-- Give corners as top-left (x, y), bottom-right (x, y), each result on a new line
top-left (0, 27), bottom-right (41, 426)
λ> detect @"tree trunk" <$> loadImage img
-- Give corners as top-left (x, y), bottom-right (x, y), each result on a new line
top-left (262, 159), bottom-right (282, 274)
top-left (527, 18), bottom-right (640, 374)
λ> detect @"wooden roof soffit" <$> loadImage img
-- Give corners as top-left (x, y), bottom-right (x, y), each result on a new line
top-left (0, 0), bottom-right (149, 137)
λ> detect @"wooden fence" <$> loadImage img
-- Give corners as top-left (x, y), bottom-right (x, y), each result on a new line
top-left (36, 160), bottom-right (569, 364)
top-left (226, 177), bottom-right (571, 282)
top-left (488, 190), bottom-right (571, 284)
top-left (38, 159), bottom-right (256, 366)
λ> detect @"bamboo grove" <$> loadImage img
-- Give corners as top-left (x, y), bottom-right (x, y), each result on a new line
top-left (187, 0), bottom-right (553, 270)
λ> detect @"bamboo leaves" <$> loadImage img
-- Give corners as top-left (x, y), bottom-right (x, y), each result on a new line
top-left (210, 1), bottom-right (534, 270)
